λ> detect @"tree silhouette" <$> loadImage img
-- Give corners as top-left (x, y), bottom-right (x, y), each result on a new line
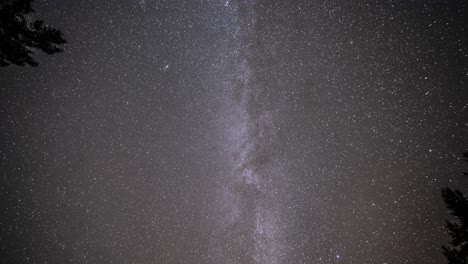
top-left (442, 151), bottom-right (468, 264)
top-left (0, 0), bottom-right (66, 67)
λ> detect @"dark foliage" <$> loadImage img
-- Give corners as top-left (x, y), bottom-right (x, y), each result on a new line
top-left (0, 0), bottom-right (66, 67)
top-left (442, 151), bottom-right (468, 264)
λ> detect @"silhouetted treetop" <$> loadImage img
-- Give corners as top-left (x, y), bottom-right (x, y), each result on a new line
top-left (442, 150), bottom-right (468, 264)
top-left (0, 0), bottom-right (66, 67)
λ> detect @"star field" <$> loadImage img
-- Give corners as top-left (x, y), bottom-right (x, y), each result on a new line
top-left (1, 0), bottom-right (467, 263)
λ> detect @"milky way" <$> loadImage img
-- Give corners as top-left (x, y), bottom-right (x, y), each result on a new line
top-left (209, 2), bottom-right (286, 262)
top-left (1, 0), bottom-right (467, 263)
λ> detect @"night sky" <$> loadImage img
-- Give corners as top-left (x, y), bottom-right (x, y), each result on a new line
top-left (1, 0), bottom-right (468, 263)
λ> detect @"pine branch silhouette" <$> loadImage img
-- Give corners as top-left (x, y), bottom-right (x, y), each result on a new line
top-left (0, 0), bottom-right (66, 67)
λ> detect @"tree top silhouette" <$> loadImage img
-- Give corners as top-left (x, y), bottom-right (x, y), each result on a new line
top-left (0, 0), bottom-right (66, 67)
top-left (442, 151), bottom-right (468, 264)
